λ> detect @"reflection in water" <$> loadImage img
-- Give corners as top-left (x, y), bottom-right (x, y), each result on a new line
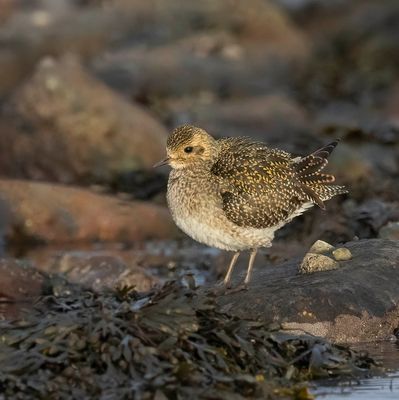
top-left (314, 341), bottom-right (399, 399)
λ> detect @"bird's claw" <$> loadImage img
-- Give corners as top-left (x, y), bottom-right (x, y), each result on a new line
top-left (212, 281), bottom-right (249, 295)
top-left (208, 282), bottom-right (228, 296)
top-left (226, 282), bottom-right (249, 293)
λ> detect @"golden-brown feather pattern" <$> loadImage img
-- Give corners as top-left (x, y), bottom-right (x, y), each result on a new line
top-left (160, 125), bottom-right (348, 286)
top-left (211, 138), bottom-right (346, 229)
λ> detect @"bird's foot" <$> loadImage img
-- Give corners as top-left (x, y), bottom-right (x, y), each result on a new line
top-left (208, 281), bottom-right (229, 296)
top-left (210, 280), bottom-right (249, 296)
top-left (226, 282), bottom-right (249, 294)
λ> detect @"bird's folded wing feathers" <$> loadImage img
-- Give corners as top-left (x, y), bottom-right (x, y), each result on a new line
top-left (211, 138), bottom-right (306, 229)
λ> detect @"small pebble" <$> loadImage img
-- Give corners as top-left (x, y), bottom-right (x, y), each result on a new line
top-left (308, 240), bottom-right (335, 255)
top-left (299, 253), bottom-right (339, 274)
top-left (332, 247), bottom-right (352, 261)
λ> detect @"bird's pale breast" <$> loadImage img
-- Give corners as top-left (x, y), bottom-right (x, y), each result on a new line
top-left (167, 168), bottom-right (284, 251)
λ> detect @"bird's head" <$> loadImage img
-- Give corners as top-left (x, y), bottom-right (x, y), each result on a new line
top-left (154, 125), bottom-right (218, 169)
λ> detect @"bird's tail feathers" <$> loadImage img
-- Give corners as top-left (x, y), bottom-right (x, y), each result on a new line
top-left (294, 141), bottom-right (348, 209)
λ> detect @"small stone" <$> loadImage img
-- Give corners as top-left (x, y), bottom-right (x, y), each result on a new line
top-left (379, 221), bottom-right (399, 240)
top-left (299, 253), bottom-right (339, 274)
top-left (308, 240), bottom-right (335, 255)
top-left (332, 247), bottom-right (352, 261)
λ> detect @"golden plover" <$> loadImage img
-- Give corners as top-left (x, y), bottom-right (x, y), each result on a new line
top-left (155, 125), bottom-right (347, 287)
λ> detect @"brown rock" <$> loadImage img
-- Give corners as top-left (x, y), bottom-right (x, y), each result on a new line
top-left (0, 179), bottom-right (177, 244)
top-left (0, 0), bottom-right (13, 24)
top-left (101, 0), bottom-right (307, 48)
top-left (94, 1), bottom-right (309, 99)
top-left (0, 258), bottom-right (46, 301)
top-left (217, 239), bottom-right (399, 343)
top-left (52, 251), bottom-right (157, 292)
top-left (167, 94), bottom-right (313, 151)
top-left (2, 55), bottom-right (167, 183)
top-left (0, 1), bottom-right (145, 96)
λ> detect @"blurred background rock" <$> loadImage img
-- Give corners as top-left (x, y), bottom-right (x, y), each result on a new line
top-left (0, 0), bottom-right (398, 295)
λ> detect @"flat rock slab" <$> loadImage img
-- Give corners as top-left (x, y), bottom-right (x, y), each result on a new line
top-left (217, 239), bottom-right (399, 343)
top-left (0, 179), bottom-right (178, 243)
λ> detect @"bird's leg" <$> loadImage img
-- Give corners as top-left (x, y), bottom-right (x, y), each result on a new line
top-left (244, 249), bottom-right (258, 286)
top-left (223, 252), bottom-right (240, 287)
top-left (223, 249), bottom-right (257, 293)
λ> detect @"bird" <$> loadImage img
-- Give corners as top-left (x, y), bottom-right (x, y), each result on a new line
top-left (154, 125), bottom-right (347, 288)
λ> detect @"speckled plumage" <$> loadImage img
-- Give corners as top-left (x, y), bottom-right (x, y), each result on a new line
top-left (158, 125), bottom-right (347, 287)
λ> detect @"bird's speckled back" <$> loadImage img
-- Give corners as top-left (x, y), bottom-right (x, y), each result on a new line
top-left (164, 126), bottom-right (347, 251)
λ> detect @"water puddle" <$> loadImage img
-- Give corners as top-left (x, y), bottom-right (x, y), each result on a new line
top-left (314, 341), bottom-right (399, 399)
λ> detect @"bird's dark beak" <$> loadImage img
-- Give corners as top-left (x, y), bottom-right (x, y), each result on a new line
top-left (153, 157), bottom-right (170, 168)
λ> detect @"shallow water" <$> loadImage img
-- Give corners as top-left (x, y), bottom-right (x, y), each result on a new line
top-left (314, 341), bottom-right (399, 399)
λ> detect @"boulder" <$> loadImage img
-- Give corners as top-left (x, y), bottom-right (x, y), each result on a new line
top-left (95, 36), bottom-right (299, 100)
top-left (0, 251), bottom-right (157, 320)
top-left (217, 239), bottom-right (399, 343)
top-left (0, 0), bottom-right (146, 96)
top-left (1, 55), bottom-right (167, 183)
top-left (0, 0), bottom-right (13, 24)
top-left (93, 0), bottom-right (309, 99)
top-left (49, 251), bottom-right (158, 293)
top-left (0, 258), bottom-right (47, 302)
top-left (95, 0), bottom-right (308, 48)
top-left (0, 179), bottom-right (177, 244)
top-left (167, 94), bottom-right (314, 152)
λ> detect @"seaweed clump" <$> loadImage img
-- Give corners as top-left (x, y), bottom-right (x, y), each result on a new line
top-left (0, 281), bottom-right (374, 399)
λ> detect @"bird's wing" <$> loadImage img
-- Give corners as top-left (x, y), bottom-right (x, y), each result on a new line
top-left (211, 138), bottom-right (307, 229)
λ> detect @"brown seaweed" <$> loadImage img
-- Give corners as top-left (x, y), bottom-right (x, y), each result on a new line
top-left (0, 280), bottom-right (375, 399)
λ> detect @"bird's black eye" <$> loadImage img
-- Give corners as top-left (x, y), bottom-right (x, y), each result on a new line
top-left (184, 146), bottom-right (193, 153)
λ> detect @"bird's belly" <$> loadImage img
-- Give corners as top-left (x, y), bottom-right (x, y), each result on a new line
top-left (171, 202), bottom-right (276, 251)
top-left (167, 173), bottom-right (314, 251)
top-left (176, 213), bottom-right (239, 250)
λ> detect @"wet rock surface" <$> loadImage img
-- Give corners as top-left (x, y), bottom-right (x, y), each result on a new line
top-left (0, 179), bottom-right (178, 244)
top-left (217, 239), bottom-right (399, 343)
